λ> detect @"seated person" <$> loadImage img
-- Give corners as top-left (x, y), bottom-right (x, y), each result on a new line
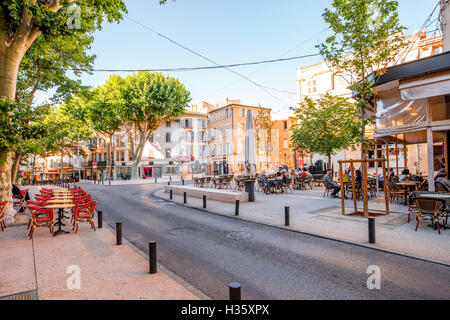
top-left (12, 184), bottom-right (30, 212)
top-left (399, 169), bottom-right (411, 182)
top-left (435, 169), bottom-right (450, 190)
top-left (266, 172), bottom-right (283, 194)
top-left (323, 169), bottom-right (341, 198)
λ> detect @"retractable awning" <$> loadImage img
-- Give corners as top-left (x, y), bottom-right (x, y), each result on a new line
top-left (399, 70), bottom-right (450, 101)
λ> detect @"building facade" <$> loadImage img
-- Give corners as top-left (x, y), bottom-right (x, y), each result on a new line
top-left (296, 33), bottom-right (444, 175)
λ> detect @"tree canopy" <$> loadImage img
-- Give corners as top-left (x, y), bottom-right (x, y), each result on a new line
top-left (318, 0), bottom-right (406, 153)
top-left (291, 94), bottom-right (361, 167)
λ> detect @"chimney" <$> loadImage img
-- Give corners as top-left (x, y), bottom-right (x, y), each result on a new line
top-left (442, 0), bottom-right (450, 52)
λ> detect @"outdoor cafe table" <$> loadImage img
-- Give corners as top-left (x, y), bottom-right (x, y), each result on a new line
top-left (44, 203), bottom-right (74, 236)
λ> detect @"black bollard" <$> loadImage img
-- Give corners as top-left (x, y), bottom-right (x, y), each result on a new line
top-left (229, 282), bottom-right (241, 300)
top-left (116, 222), bottom-right (122, 245)
top-left (235, 200), bottom-right (240, 216)
top-left (168, 181), bottom-right (171, 186)
top-left (182, 179), bottom-right (185, 186)
top-left (285, 207), bottom-right (290, 227)
top-left (368, 217), bottom-right (376, 244)
top-left (203, 195), bottom-right (207, 209)
top-left (170, 176), bottom-right (172, 183)
top-left (149, 241), bottom-right (157, 274)
top-left (170, 189), bottom-right (173, 200)
top-left (109, 179), bottom-right (111, 186)
top-left (183, 192), bottom-right (187, 204)
top-left (97, 211), bottom-right (103, 229)
top-left (155, 178), bottom-right (157, 184)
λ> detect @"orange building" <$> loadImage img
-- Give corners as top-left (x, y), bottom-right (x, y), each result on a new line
top-left (271, 114), bottom-right (299, 169)
top-left (206, 102), bottom-right (273, 175)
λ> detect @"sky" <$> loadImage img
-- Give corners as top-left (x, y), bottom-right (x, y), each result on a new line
top-left (39, 0), bottom-right (442, 112)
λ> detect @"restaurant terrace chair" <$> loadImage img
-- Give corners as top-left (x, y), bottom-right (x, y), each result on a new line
top-left (28, 205), bottom-right (54, 239)
top-left (285, 178), bottom-right (293, 193)
top-left (193, 178), bottom-right (199, 188)
top-left (274, 179), bottom-right (284, 194)
top-left (408, 191), bottom-right (435, 223)
top-left (387, 180), bottom-right (405, 203)
top-left (223, 176), bottom-right (232, 189)
top-left (204, 177), bottom-right (212, 188)
top-left (414, 198), bottom-right (443, 234)
top-left (26, 200), bottom-right (49, 230)
top-left (323, 185), bottom-right (335, 198)
top-left (0, 201), bottom-right (7, 231)
top-left (72, 201), bottom-right (97, 234)
top-left (12, 190), bottom-right (28, 212)
top-left (304, 177), bottom-right (313, 190)
top-left (435, 182), bottom-right (450, 194)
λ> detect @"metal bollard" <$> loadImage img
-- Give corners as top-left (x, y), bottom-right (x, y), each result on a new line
top-left (116, 222), bottom-right (122, 245)
top-left (170, 189), bottom-right (173, 200)
top-left (229, 282), bottom-right (241, 300)
top-left (235, 200), bottom-right (240, 216)
top-left (149, 241), bottom-right (157, 274)
top-left (203, 195), bottom-right (207, 209)
top-left (183, 192), bottom-right (187, 204)
top-left (368, 217), bottom-right (376, 244)
top-left (155, 178), bottom-right (157, 184)
top-left (168, 181), bottom-right (171, 186)
top-left (170, 176), bottom-right (172, 183)
top-left (285, 207), bottom-right (290, 227)
top-left (109, 179), bottom-right (111, 185)
top-left (182, 179), bottom-right (185, 186)
top-left (97, 211), bottom-right (103, 229)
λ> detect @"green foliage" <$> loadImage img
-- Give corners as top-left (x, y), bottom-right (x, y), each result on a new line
top-left (120, 71), bottom-right (191, 130)
top-left (0, 1), bottom-right (127, 39)
top-left (318, 0), bottom-right (406, 148)
top-left (291, 94), bottom-right (360, 158)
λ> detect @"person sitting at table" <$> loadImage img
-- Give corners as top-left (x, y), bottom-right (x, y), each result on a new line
top-left (323, 169), bottom-right (340, 198)
top-left (12, 184), bottom-right (30, 213)
top-left (435, 169), bottom-right (450, 190)
top-left (399, 169), bottom-right (412, 182)
top-left (259, 171), bottom-right (268, 193)
top-left (435, 167), bottom-right (447, 180)
top-left (266, 172), bottom-right (283, 194)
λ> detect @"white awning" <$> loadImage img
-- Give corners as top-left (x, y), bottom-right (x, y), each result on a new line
top-left (399, 70), bottom-right (450, 101)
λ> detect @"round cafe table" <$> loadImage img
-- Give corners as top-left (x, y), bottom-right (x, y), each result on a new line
top-left (44, 203), bottom-right (74, 236)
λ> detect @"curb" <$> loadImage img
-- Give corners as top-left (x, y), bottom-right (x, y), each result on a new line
top-left (152, 189), bottom-right (450, 268)
top-left (101, 218), bottom-right (211, 300)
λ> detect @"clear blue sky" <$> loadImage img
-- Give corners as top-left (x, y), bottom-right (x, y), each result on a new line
top-left (48, 0), bottom-right (442, 112)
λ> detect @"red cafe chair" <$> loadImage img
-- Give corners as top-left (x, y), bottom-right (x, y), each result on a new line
top-left (72, 201), bottom-right (97, 234)
top-left (28, 205), bottom-right (54, 239)
top-left (0, 201), bottom-right (8, 231)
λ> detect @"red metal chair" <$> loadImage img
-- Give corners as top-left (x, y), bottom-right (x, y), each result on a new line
top-left (26, 200), bottom-right (48, 230)
top-left (12, 190), bottom-right (28, 212)
top-left (0, 201), bottom-right (7, 231)
top-left (28, 205), bottom-right (54, 239)
top-left (72, 201), bottom-right (97, 234)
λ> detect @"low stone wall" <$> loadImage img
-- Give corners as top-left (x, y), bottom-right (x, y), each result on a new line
top-left (164, 185), bottom-right (249, 203)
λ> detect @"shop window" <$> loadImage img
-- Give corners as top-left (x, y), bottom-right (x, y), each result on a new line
top-left (165, 149), bottom-right (171, 159)
top-left (165, 132), bottom-right (171, 143)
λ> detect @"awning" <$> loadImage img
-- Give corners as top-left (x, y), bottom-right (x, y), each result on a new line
top-left (399, 70), bottom-right (450, 101)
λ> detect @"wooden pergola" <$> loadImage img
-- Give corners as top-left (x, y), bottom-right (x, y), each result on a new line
top-left (338, 158), bottom-right (389, 218)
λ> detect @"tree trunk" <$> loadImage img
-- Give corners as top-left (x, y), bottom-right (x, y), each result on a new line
top-left (328, 154), bottom-right (332, 175)
top-left (106, 136), bottom-right (112, 178)
top-left (0, 46), bottom-right (28, 223)
top-left (11, 149), bottom-right (22, 184)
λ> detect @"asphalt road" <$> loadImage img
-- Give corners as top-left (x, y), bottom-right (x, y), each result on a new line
top-left (82, 182), bottom-right (450, 300)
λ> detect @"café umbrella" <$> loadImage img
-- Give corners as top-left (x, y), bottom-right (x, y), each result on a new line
top-left (244, 110), bottom-right (257, 176)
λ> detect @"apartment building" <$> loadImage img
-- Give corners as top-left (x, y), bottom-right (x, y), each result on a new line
top-left (296, 32), bottom-right (444, 174)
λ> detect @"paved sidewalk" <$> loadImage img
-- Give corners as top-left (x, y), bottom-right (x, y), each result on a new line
top-left (0, 191), bottom-right (199, 300)
top-left (155, 187), bottom-right (450, 264)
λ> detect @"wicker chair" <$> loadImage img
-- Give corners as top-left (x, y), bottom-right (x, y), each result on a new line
top-left (408, 191), bottom-right (435, 223)
top-left (414, 198), bottom-right (443, 234)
